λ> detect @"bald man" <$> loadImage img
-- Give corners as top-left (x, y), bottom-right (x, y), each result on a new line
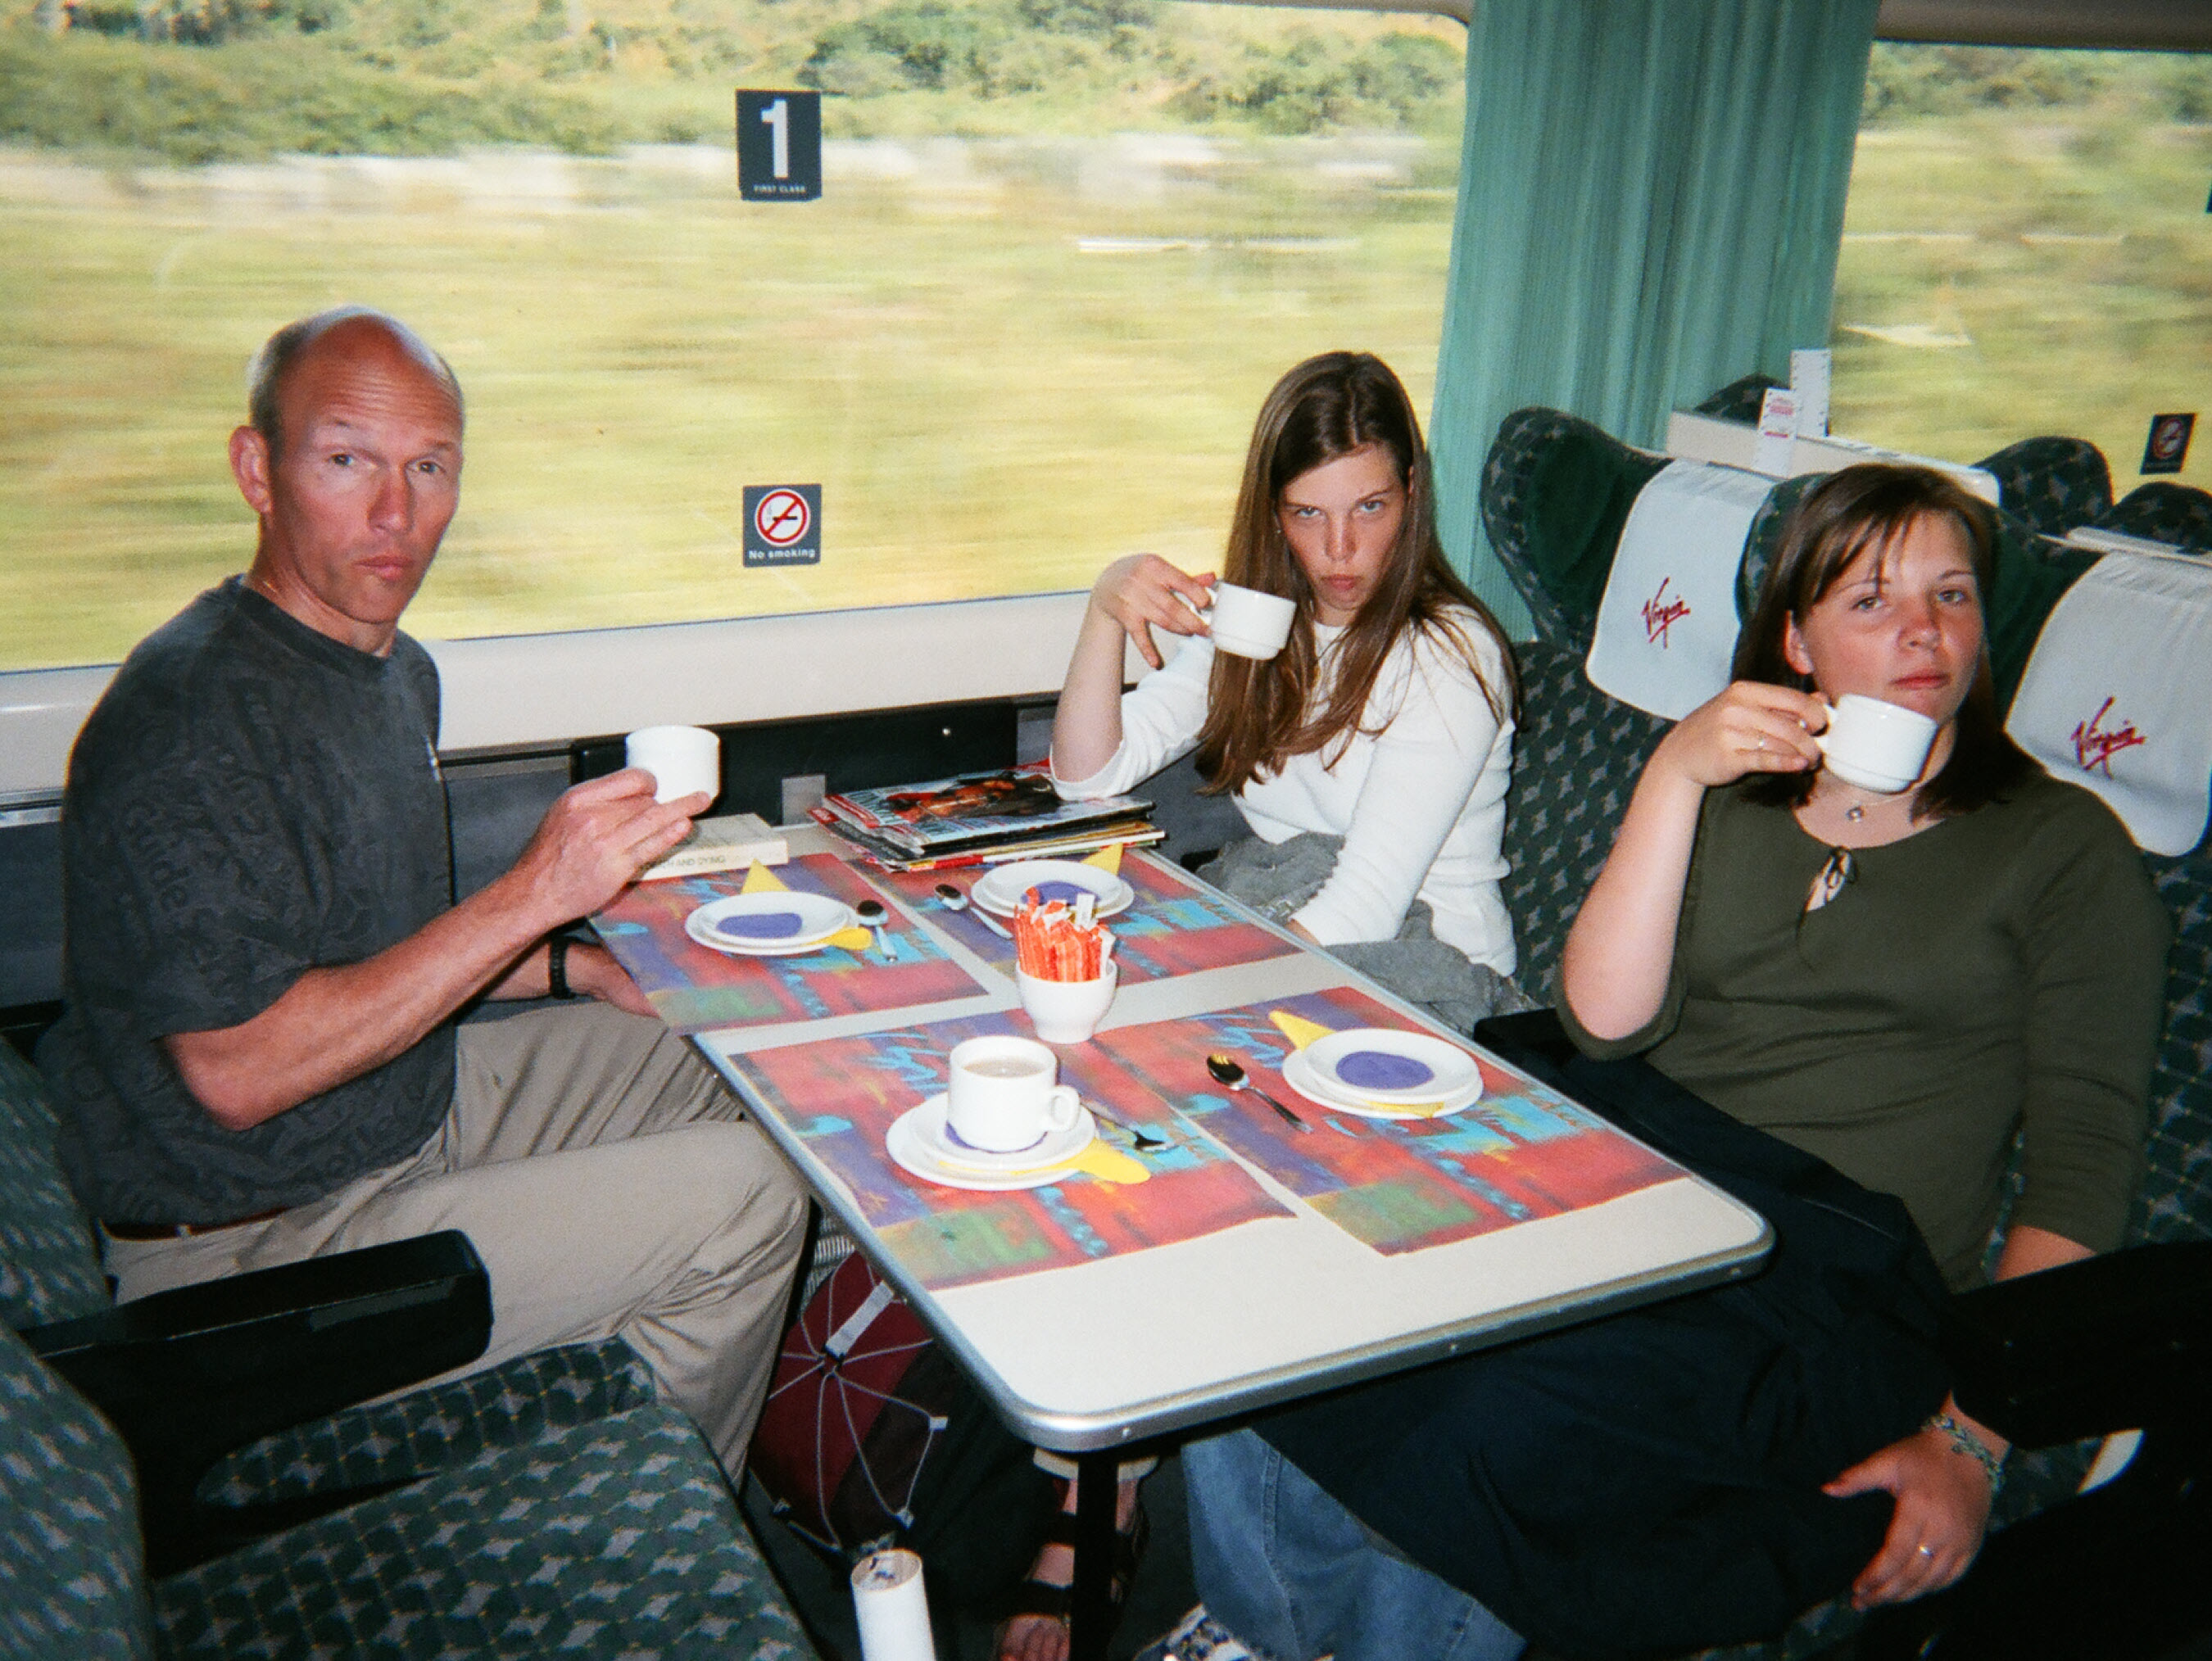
top-left (39, 308), bottom-right (806, 1481)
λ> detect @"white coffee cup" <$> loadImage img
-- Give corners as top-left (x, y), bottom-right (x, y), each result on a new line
top-left (1016, 962), bottom-right (1119, 1044)
top-left (625, 725), bottom-right (720, 805)
top-left (945, 1034), bottom-right (1080, 1152)
top-left (1815, 695), bottom-right (1939, 794)
top-left (1179, 581), bottom-right (1297, 660)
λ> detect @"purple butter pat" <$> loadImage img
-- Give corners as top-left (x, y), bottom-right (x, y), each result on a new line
top-left (714, 910), bottom-right (806, 940)
top-left (1333, 1050), bottom-right (1435, 1091)
top-left (1028, 880), bottom-right (1090, 903)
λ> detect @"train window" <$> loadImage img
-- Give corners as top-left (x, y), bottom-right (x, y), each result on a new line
top-left (0, 0), bottom-right (1465, 672)
top-left (1833, 43), bottom-right (2212, 485)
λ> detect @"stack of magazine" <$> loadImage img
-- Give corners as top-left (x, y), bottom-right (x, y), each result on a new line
top-left (810, 762), bottom-right (1160, 871)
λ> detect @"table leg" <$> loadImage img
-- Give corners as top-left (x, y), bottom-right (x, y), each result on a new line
top-left (1069, 1447), bottom-right (1118, 1661)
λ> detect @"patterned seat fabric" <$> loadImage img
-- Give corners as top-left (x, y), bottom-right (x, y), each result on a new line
top-left (2097, 482), bottom-right (2212, 555)
top-left (158, 1403), bottom-right (816, 1661)
top-left (198, 1337), bottom-right (657, 1508)
top-left (1480, 405), bottom-right (1670, 652)
top-left (0, 1325), bottom-right (153, 1660)
top-left (0, 1042), bottom-right (110, 1330)
top-left (1971, 438), bottom-right (2113, 539)
top-left (2137, 848), bottom-right (2212, 1245)
top-left (1499, 640), bottom-right (1671, 998)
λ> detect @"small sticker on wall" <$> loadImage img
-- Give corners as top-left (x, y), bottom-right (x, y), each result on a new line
top-left (2142, 413), bottom-right (2196, 477)
top-left (737, 90), bottom-right (822, 201)
top-left (744, 485), bottom-right (822, 566)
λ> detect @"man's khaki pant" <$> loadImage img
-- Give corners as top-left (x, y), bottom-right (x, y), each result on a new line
top-left (104, 1002), bottom-right (809, 1480)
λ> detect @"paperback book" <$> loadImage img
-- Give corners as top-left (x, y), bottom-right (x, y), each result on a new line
top-left (639, 812), bottom-right (789, 881)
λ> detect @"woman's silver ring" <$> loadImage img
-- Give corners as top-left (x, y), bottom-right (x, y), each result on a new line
top-left (1916, 1545), bottom-right (1934, 1559)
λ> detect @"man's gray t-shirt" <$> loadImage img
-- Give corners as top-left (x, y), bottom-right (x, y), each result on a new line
top-left (41, 577), bottom-right (456, 1224)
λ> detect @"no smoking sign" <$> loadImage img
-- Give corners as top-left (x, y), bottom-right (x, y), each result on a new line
top-left (743, 484), bottom-right (821, 567)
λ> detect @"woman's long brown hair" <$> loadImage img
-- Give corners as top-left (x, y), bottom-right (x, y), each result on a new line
top-left (1194, 352), bottom-right (1515, 796)
top-left (1734, 463), bottom-right (2039, 820)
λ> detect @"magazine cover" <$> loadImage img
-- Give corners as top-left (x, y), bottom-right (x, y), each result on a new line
top-left (818, 761), bottom-right (1151, 856)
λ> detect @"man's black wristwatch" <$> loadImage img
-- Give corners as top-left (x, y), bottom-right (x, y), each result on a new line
top-left (546, 934), bottom-right (577, 999)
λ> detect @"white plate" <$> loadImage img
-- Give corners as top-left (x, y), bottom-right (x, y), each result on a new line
top-left (1303, 1027), bottom-right (1480, 1105)
top-left (685, 911), bottom-right (848, 959)
top-left (685, 922), bottom-right (845, 958)
top-left (970, 860), bottom-right (1134, 920)
top-left (686, 891), bottom-right (854, 955)
top-left (1281, 1048), bottom-right (1481, 1120)
top-left (886, 1096), bottom-right (1099, 1191)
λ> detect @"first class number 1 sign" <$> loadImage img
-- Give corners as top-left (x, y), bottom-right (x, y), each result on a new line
top-left (737, 90), bottom-right (822, 201)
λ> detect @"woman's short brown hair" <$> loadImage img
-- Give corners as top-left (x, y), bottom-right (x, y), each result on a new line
top-left (1734, 463), bottom-right (2038, 819)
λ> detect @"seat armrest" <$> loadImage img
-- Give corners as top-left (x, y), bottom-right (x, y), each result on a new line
top-left (22, 1229), bottom-right (492, 1573)
top-left (1943, 1241), bottom-right (2212, 1450)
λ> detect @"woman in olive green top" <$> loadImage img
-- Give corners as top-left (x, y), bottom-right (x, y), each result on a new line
top-left (1562, 464), bottom-right (2169, 1616)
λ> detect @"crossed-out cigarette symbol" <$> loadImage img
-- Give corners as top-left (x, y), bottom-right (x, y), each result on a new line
top-left (755, 488), bottom-right (811, 546)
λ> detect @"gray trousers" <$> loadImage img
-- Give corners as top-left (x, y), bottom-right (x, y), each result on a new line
top-left (103, 1001), bottom-right (809, 1480)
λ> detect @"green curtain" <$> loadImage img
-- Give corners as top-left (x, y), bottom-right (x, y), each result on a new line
top-left (1428, 0), bottom-right (1879, 636)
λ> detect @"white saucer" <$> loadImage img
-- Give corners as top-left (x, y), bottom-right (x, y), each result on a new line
top-left (1303, 1027), bottom-right (1480, 1105)
top-left (971, 860), bottom-right (1134, 920)
top-left (1281, 1048), bottom-right (1481, 1120)
top-left (686, 892), bottom-right (854, 957)
top-left (685, 911), bottom-right (845, 957)
top-left (886, 1096), bottom-right (1099, 1191)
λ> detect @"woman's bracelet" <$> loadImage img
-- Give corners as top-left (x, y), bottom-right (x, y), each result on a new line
top-left (1927, 1410), bottom-right (2004, 1489)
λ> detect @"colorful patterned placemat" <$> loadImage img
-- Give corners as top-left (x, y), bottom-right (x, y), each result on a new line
top-left (592, 854), bottom-right (987, 1034)
top-left (870, 852), bottom-right (1298, 984)
top-left (726, 1009), bottom-right (1292, 1292)
top-left (1085, 986), bottom-right (1684, 1256)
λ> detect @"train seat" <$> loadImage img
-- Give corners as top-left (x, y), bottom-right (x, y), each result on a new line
top-left (1477, 407), bottom-right (2212, 1660)
top-left (0, 1040), bottom-right (819, 1659)
top-left (1970, 437), bottom-right (2115, 540)
top-left (2096, 481), bottom-right (2212, 556)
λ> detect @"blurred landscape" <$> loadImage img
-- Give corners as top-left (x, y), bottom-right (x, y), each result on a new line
top-left (0, 13), bottom-right (2207, 668)
top-left (1834, 45), bottom-right (2212, 495)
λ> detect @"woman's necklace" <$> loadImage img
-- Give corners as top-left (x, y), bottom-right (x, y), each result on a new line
top-left (1829, 781), bottom-right (1894, 826)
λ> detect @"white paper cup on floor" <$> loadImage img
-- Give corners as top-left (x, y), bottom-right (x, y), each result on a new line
top-left (851, 1548), bottom-right (935, 1661)
top-left (1814, 695), bottom-right (1938, 794)
top-left (1016, 962), bottom-right (1119, 1043)
top-left (623, 725), bottom-right (719, 805)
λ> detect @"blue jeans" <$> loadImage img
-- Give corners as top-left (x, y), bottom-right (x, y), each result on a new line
top-left (1182, 1429), bottom-right (1525, 1661)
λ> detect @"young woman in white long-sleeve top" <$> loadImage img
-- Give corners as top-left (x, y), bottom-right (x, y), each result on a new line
top-left (998, 354), bottom-right (1519, 1661)
top-left (1051, 351), bottom-right (1521, 980)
